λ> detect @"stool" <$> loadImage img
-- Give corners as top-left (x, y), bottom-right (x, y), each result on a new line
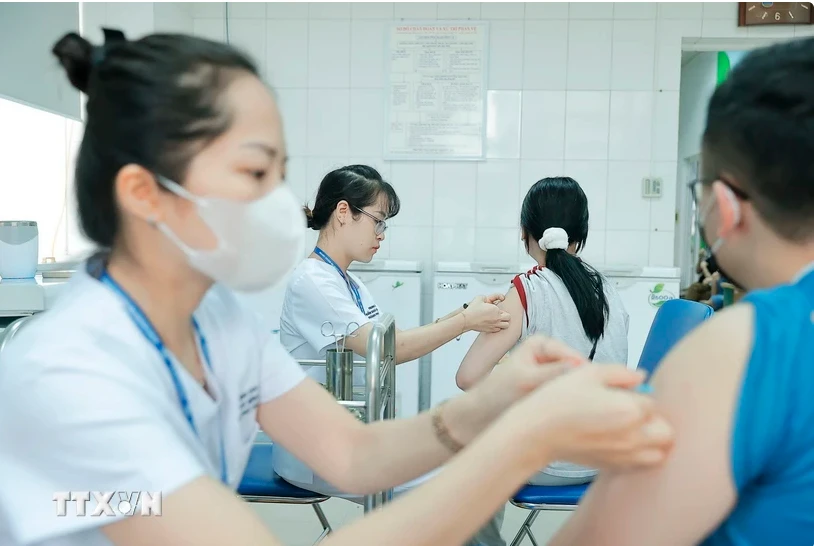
top-left (239, 442), bottom-right (332, 544)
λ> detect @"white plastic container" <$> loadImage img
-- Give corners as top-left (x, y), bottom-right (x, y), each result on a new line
top-left (0, 221), bottom-right (39, 279)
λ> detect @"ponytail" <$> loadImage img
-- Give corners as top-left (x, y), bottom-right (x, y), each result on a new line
top-left (520, 176), bottom-right (609, 343)
top-left (544, 250), bottom-right (609, 343)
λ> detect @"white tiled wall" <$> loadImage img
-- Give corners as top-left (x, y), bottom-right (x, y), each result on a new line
top-left (188, 2), bottom-right (804, 270)
top-left (2, 2), bottom-right (809, 266)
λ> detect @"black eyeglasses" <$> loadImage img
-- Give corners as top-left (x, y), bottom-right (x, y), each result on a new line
top-left (352, 206), bottom-right (388, 235)
top-left (688, 175), bottom-right (750, 207)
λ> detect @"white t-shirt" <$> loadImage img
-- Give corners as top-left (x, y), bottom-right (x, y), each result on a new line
top-left (515, 267), bottom-right (629, 364)
top-left (514, 266), bottom-right (629, 480)
top-left (279, 258), bottom-right (380, 385)
top-left (0, 258), bottom-right (306, 546)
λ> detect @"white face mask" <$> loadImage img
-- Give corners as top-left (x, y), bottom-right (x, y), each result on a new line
top-left (156, 177), bottom-right (305, 292)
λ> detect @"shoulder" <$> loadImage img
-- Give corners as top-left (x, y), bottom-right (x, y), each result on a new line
top-left (648, 302), bottom-right (755, 430)
top-left (520, 266), bottom-right (568, 295)
top-left (736, 280), bottom-right (813, 370)
top-left (346, 270), bottom-right (372, 294)
top-left (199, 283), bottom-right (256, 328)
top-left (286, 258), bottom-right (345, 295)
top-left (0, 275), bottom-right (174, 438)
top-left (744, 278), bottom-right (811, 322)
top-left (597, 272), bottom-right (627, 309)
top-left (737, 280), bottom-right (814, 455)
top-left (514, 266), bottom-right (549, 287)
top-left (0, 272), bottom-right (146, 385)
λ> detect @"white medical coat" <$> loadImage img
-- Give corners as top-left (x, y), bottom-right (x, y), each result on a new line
top-left (0, 259), bottom-right (306, 546)
top-left (276, 258), bottom-right (382, 496)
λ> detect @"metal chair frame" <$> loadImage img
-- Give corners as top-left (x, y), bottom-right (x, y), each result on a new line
top-left (242, 489), bottom-right (333, 544)
top-left (508, 497), bottom-right (579, 546)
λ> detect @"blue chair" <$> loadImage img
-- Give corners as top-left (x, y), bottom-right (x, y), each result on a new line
top-left (507, 299), bottom-right (713, 546)
top-left (239, 442), bottom-right (332, 544)
top-left (636, 299), bottom-right (714, 376)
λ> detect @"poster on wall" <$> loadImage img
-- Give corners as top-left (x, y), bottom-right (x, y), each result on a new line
top-left (384, 23), bottom-right (489, 161)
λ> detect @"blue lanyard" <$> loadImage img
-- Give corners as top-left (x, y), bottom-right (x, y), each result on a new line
top-left (314, 247), bottom-right (365, 314)
top-left (99, 271), bottom-right (228, 486)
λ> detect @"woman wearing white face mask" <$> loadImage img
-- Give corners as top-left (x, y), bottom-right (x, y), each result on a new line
top-left (0, 30), bottom-right (674, 546)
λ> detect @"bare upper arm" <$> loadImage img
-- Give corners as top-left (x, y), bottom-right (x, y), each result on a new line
top-left (550, 304), bottom-right (754, 546)
top-left (455, 286), bottom-right (524, 390)
top-left (342, 322), bottom-right (374, 357)
top-left (104, 476), bottom-right (281, 545)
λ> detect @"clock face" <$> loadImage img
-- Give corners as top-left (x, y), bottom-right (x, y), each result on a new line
top-left (739, 2), bottom-right (813, 25)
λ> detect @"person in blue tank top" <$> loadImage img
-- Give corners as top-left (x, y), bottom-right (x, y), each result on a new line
top-left (549, 36), bottom-right (814, 546)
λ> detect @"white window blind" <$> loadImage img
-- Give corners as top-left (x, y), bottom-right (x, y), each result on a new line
top-left (0, 2), bottom-right (81, 120)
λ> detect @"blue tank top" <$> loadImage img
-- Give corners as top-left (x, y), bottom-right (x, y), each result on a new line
top-left (702, 265), bottom-right (814, 546)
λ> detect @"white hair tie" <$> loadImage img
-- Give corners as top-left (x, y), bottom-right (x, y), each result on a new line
top-left (539, 228), bottom-right (569, 251)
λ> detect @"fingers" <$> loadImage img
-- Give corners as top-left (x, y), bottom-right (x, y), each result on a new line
top-left (586, 364), bottom-right (647, 390)
top-left (606, 416), bottom-right (675, 470)
top-left (518, 335), bottom-right (587, 365)
top-left (641, 416), bottom-right (673, 447)
top-left (526, 362), bottom-right (571, 382)
top-left (484, 310), bottom-right (511, 332)
top-left (484, 293), bottom-right (506, 304)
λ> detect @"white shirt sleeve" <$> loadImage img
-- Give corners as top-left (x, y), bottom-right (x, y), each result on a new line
top-left (258, 330), bottom-right (307, 404)
top-left (518, 273), bottom-right (538, 338)
top-left (286, 270), bottom-right (372, 356)
top-left (206, 284), bottom-right (306, 405)
top-left (0, 351), bottom-right (206, 544)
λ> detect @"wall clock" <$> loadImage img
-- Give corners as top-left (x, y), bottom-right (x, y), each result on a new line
top-left (738, 2), bottom-right (813, 26)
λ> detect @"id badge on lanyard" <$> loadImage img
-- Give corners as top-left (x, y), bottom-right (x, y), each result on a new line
top-left (99, 270), bottom-right (229, 486)
top-left (314, 247), bottom-right (366, 314)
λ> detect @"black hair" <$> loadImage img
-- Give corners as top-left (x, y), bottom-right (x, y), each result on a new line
top-left (305, 165), bottom-right (401, 230)
top-left (52, 29), bottom-right (258, 247)
top-left (703, 37), bottom-right (814, 241)
top-left (521, 177), bottom-right (609, 343)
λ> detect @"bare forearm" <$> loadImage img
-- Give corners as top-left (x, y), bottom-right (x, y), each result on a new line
top-left (346, 314), bottom-right (465, 364)
top-left (393, 314), bottom-right (466, 363)
top-left (343, 387), bottom-right (495, 494)
top-left (436, 305), bottom-right (464, 323)
top-left (323, 423), bottom-right (537, 546)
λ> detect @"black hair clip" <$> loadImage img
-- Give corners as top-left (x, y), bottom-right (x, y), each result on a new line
top-left (92, 28), bottom-right (127, 67)
top-left (102, 28), bottom-right (126, 43)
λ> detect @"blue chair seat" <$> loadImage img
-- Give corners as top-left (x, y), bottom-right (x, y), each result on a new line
top-left (239, 443), bottom-right (332, 544)
top-left (238, 443), bottom-right (326, 500)
top-left (511, 483), bottom-right (588, 507)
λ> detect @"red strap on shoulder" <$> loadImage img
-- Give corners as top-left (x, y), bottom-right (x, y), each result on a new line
top-left (512, 266), bottom-right (543, 325)
top-left (512, 274), bottom-right (530, 324)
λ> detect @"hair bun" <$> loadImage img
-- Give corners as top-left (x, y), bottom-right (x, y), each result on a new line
top-left (52, 32), bottom-right (94, 94)
top-left (303, 205), bottom-right (317, 230)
